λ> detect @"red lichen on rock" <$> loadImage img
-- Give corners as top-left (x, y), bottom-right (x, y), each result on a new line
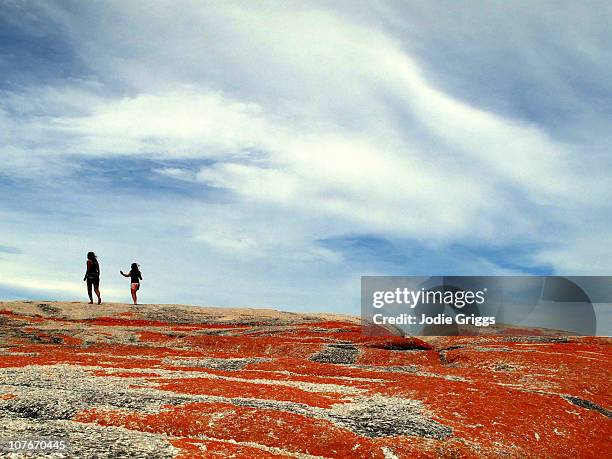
top-left (170, 438), bottom-right (288, 458)
top-left (153, 377), bottom-right (348, 408)
top-left (60, 335), bottom-right (83, 346)
top-left (1, 302), bottom-right (610, 458)
top-left (137, 331), bottom-right (176, 343)
top-left (74, 402), bottom-right (379, 457)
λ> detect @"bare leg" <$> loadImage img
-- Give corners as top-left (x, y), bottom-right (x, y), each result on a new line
top-left (130, 284), bottom-right (138, 305)
top-left (92, 279), bottom-right (101, 305)
top-left (87, 280), bottom-right (93, 304)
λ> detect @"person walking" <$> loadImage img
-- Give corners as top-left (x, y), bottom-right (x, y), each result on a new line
top-left (84, 251), bottom-right (101, 304)
top-left (120, 263), bottom-right (142, 305)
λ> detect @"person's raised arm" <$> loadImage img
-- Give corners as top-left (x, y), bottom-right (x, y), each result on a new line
top-left (120, 270), bottom-right (131, 277)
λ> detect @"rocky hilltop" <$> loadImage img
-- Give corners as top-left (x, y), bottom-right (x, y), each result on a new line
top-left (0, 301), bottom-right (610, 458)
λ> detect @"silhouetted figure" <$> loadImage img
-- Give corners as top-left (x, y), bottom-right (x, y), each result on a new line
top-left (120, 263), bottom-right (142, 305)
top-left (84, 251), bottom-right (101, 304)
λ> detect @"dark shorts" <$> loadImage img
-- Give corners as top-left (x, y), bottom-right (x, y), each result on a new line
top-left (87, 276), bottom-right (100, 290)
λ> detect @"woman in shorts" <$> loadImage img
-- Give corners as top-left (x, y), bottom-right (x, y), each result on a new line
top-left (120, 263), bottom-right (142, 305)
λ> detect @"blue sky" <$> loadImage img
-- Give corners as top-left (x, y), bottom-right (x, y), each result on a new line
top-left (1, 1), bottom-right (611, 313)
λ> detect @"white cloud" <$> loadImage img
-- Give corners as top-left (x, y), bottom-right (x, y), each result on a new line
top-left (51, 89), bottom-right (272, 157)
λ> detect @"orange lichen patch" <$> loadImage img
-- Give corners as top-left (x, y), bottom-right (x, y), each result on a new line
top-left (83, 343), bottom-right (202, 359)
top-left (182, 335), bottom-right (321, 359)
top-left (75, 402), bottom-right (378, 457)
top-left (170, 438), bottom-right (289, 459)
top-left (441, 342), bottom-right (612, 406)
top-left (463, 390), bottom-right (607, 457)
top-left (60, 335), bottom-right (83, 346)
top-left (0, 310), bottom-right (45, 323)
top-left (374, 369), bottom-right (611, 458)
top-left (0, 344), bottom-right (166, 370)
top-left (0, 354), bottom-right (41, 368)
top-left (136, 331), bottom-right (176, 343)
top-left (117, 311), bottom-right (136, 317)
top-left (173, 323), bottom-right (250, 330)
top-left (307, 330), bottom-right (364, 342)
top-left (153, 377), bottom-right (347, 408)
top-left (30, 314), bottom-right (48, 322)
top-left (7, 343), bottom-right (66, 354)
top-left (298, 320), bottom-right (361, 330)
top-left (272, 336), bottom-right (338, 344)
top-left (1, 393), bottom-right (16, 400)
top-left (240, 327), bottom-right (346, 342)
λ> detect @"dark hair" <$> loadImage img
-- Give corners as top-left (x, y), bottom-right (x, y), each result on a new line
top-left (87, 252), bottom-right (97, 261)
top-left (131, 263), bottom-right (141, 275)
